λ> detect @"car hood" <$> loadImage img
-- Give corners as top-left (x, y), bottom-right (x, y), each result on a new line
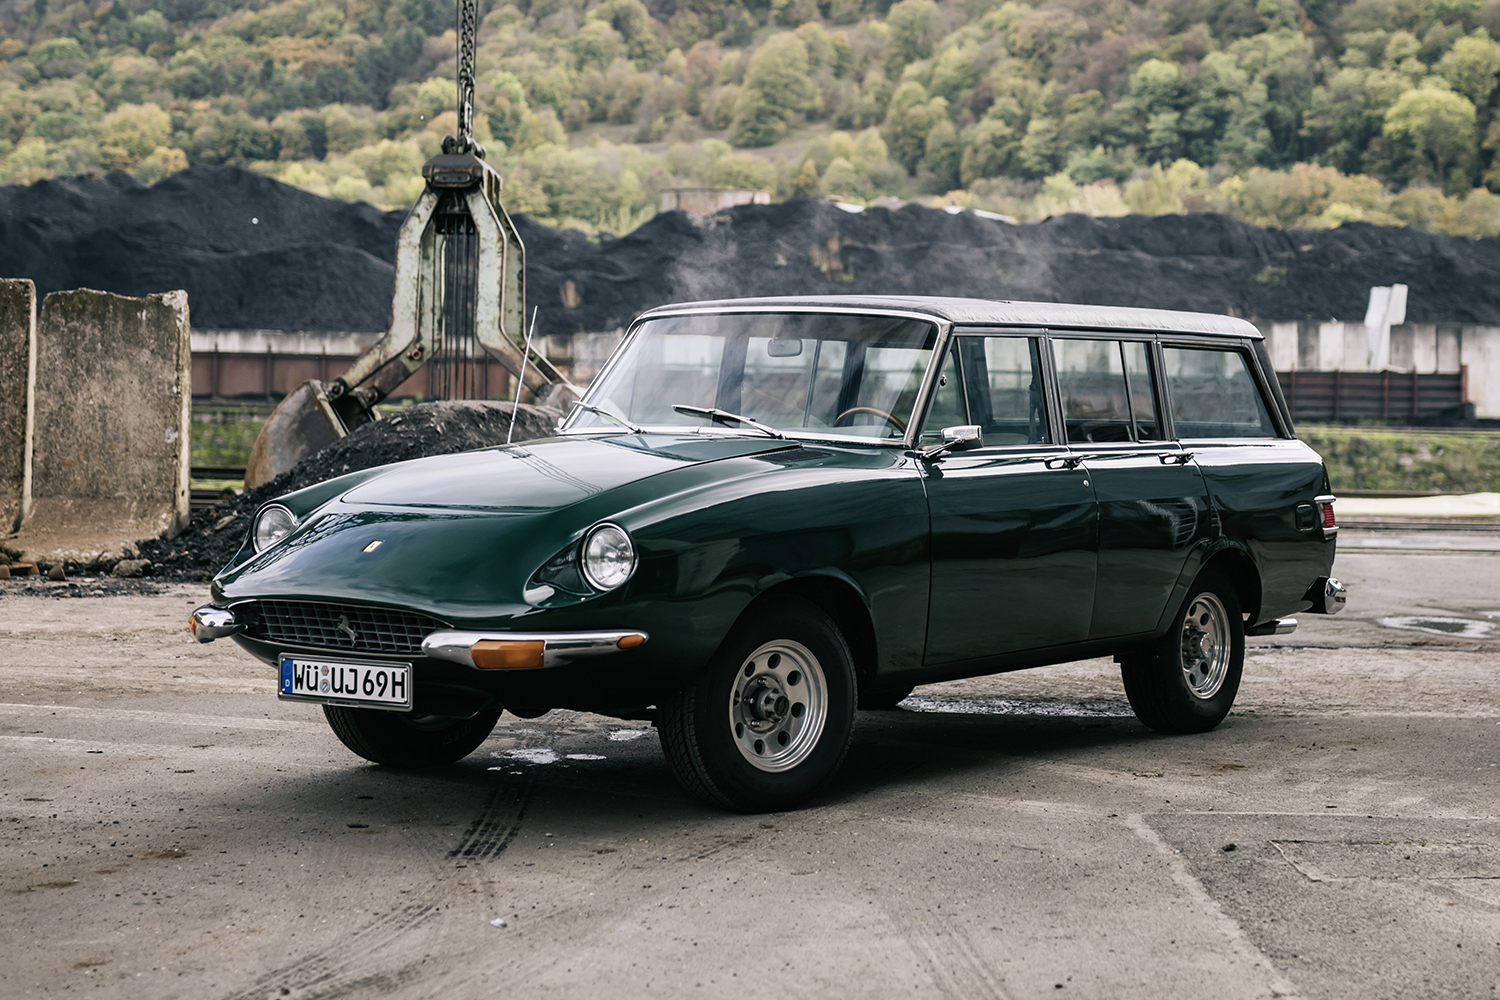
top-left (213, 433), bottom-right (800, 618)
top-left (338, 434), bottom-right (794, 512)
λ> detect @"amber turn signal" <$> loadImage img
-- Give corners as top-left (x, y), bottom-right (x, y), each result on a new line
top-left (616, 633), bottom-right (646, 649)
top-left (471, 639), bottom-right (546, 669)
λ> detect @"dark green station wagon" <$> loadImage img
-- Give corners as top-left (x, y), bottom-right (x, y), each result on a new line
top-left (192, 296), bottom-right (1347, 812)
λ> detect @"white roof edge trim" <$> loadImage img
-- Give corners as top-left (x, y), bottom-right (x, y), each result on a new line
top-left (635, 296), bottom-right (1262, 340)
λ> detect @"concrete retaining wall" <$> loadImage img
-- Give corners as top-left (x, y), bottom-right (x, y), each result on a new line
top-left (19, 288), bottom-right (191, 561)
top-left (0, 279), bottom-right (36, 532)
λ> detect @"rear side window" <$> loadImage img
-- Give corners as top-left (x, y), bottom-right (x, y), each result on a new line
top-left (1052, 338), bottom-right (1163, 444)
top-left (1162, 346), bottom-right (1278, 439)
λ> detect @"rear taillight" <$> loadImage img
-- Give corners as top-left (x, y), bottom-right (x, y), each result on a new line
top-left (1315, 495), bottom-right (1338, 537)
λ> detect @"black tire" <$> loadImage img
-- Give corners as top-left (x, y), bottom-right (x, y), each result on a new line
top-left (323, 706), bottom-right (502, 767)
top-left (658, 599), bottom-right (857, 812)
top-left (858, 685), bottom-right (913, 710)
top-left (1119, 570), bottom-right (1244, 734)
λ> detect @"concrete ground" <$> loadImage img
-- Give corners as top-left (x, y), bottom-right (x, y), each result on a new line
top-left (1, 534), bottom-right (1497, 999)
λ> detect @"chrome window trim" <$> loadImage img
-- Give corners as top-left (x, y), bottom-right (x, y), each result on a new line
top-left (558, 306), bottom-right (951, 449)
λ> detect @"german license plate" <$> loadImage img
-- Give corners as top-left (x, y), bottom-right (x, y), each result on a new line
top-left (278, 654), bottom-right (412, 712)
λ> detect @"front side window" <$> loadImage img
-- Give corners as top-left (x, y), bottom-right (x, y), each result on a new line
top-left (572, 312), bottom-right (938, 440)
top-left (920, 336), bottom-right (1049, 445)
top-left (1162, 346), bottom-right (1278, 439)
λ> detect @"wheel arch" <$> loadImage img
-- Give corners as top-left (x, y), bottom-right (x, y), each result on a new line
top-left (738, 574), bottom-right (879, 695)
top-left (1199, 545), bottom-right (1263, 624)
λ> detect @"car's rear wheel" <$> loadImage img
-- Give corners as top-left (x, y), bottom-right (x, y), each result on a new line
top-left (658, 599), bottom-right (856, 812)
top-left (1118, 570), bottom-right (1244, 734)
top-left (324, 705), bottom-right (501, 767)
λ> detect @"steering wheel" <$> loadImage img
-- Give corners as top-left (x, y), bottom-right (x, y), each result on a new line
top-left (835, 406), bottom-right (907, 434)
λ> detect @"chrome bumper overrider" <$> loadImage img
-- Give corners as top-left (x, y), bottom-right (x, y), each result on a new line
top-left (190, 606), bottom-right (245, 643)
top-left (1308, 576), bottom-right (1348, 615)
top-left (421, 630), bottom-right (649, 669)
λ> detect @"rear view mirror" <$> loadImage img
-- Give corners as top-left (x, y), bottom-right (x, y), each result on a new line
top-left (920, 424), bottom-right (983, 460)
top-left (942, 424), bottom-right (983, 451)
top-left (767, 338), bottom-right (803, 357)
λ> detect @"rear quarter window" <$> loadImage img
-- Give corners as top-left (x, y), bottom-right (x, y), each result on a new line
top-left (1162, 345), bottom-right (1278, 439)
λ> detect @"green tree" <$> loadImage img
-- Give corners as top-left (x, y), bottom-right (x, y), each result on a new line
top-left (923, 118), bottom-right (962, 185)
top-left (883, 81), bottom-right (947, 172)
top-left (99, 103), bottom-right (172, 164)
top-left (959, 117), bottom-right (1017, 184)
top-left (1381, 85), bottom-right (1478, 192)
top-left (1437, 30), bottom-right (1500, 108)
top-left (730, 34), bottom-right (816, 147)
top-left (885, 0), bottom-right (938, 74)
top-left (585, 0), bottom-right (666, 67)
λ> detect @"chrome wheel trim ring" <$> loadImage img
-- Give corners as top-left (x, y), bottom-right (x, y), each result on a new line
top-left (1180, 592), bottom-right (1231, 699)
top-left (728, 639), bottom-right (828, 773)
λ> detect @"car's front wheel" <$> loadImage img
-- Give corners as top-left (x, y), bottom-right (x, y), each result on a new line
top-left (1118, 570), bottom-right (1244, 734)
top-left (658, 599), bottom-right (856, 812)
top-left (324, 705), bottom-right (501, 767)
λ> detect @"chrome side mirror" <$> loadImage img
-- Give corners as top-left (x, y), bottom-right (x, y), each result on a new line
top-left (920, 424), bottom-right (983, 460)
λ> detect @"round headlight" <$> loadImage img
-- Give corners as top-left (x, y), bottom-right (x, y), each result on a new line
top-left (253, 504), bottom-right (298, 552)
top-left (580, 523), bottom-right (635, 591)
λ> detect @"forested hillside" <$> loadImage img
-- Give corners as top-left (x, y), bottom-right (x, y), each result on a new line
top-left (3, 0), bottom-right (1500, 235)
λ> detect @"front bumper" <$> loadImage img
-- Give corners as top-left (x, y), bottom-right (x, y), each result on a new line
top-left (189, 604), bottom-right (648, 668)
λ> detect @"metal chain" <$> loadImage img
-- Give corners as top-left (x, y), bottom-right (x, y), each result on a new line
top-left (455, 0), bottom-right (478, 148)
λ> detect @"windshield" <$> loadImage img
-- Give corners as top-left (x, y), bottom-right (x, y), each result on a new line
top-left (567, 312), bottom-right (939, 440)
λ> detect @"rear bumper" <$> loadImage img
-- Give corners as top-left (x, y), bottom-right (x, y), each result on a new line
top-left (1303, 576), bottom-right (1348, 615)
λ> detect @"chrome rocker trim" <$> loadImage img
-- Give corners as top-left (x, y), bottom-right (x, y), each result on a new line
top-left (421, 629), bottom-right (650, 669)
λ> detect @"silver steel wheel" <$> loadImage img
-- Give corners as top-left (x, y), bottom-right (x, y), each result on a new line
top-left (728, 639), bottom-right (828, 773)
top-left (1179, 592), bottom-right (1232, 699)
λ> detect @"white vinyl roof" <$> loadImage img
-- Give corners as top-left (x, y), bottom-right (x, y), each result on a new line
top-left (640, 295), bottom-right (1262, 340)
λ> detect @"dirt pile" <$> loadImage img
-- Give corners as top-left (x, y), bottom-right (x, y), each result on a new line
top-left (4, 167), bottom-right (1499, 334)
top-left (130, 400), bottom-right (561, 579)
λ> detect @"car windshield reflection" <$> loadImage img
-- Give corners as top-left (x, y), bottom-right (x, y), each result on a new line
top-left (566, 312), bottom-right (939, 441)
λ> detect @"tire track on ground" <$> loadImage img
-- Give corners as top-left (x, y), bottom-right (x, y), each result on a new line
top-left (214, 731), bottom-right (551, 1000)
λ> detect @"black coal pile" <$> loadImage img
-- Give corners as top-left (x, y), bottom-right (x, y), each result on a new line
top-left (134, 400), bottom-right (561, 580)
top-left (5, 166), bottom-right (1500, 330)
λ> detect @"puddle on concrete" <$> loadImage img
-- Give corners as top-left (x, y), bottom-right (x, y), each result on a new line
top-left (607, 729), bottom-right (649, 741)
top-left (1375, 615), bottom-right (1496, 638)
top-left (500, 748), bottom-right (560, 765)
top-left (901, 695), bottom-right (1133, 718)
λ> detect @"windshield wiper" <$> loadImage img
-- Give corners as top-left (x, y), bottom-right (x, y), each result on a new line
top-left (672, 404), bottom-right (785, 439)
top-left (571, 401), bottom-right (646, 434)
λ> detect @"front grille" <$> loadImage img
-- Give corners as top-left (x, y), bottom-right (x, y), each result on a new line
top-left (243, 600), bottom-right (447, 656)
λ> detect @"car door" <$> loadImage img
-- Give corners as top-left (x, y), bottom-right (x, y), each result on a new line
top-left (921, 331), bottom-right (1098, 667)
top-left (1049, 335), bottom-right (1213, 640)
top-left (1159, 339), bottom-right (1327, 617)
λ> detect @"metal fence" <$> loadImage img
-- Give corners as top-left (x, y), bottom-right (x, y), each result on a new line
top-left (1276, 369), bottom-right (1467, 423)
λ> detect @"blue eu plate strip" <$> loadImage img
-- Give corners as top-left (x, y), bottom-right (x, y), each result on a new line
top-left (280, 658), bottom-right (294, 694)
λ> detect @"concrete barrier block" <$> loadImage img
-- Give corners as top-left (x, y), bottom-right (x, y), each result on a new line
top-left (18, 288), bottom-right (190, 562)
top-left (0, 278), bottom-right (36, 533)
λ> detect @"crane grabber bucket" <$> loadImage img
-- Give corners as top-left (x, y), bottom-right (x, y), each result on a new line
top-left (243, 0), bottom-right (577, 489)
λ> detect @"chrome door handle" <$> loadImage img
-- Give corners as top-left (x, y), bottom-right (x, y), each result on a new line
top-left (1158, 452), bottom-right (1194, 465)
top-left (1045, 456), bottom-right (1084, 470)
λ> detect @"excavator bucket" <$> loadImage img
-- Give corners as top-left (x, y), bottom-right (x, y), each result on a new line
top-left (243, 153), bottom-right (574, 488)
